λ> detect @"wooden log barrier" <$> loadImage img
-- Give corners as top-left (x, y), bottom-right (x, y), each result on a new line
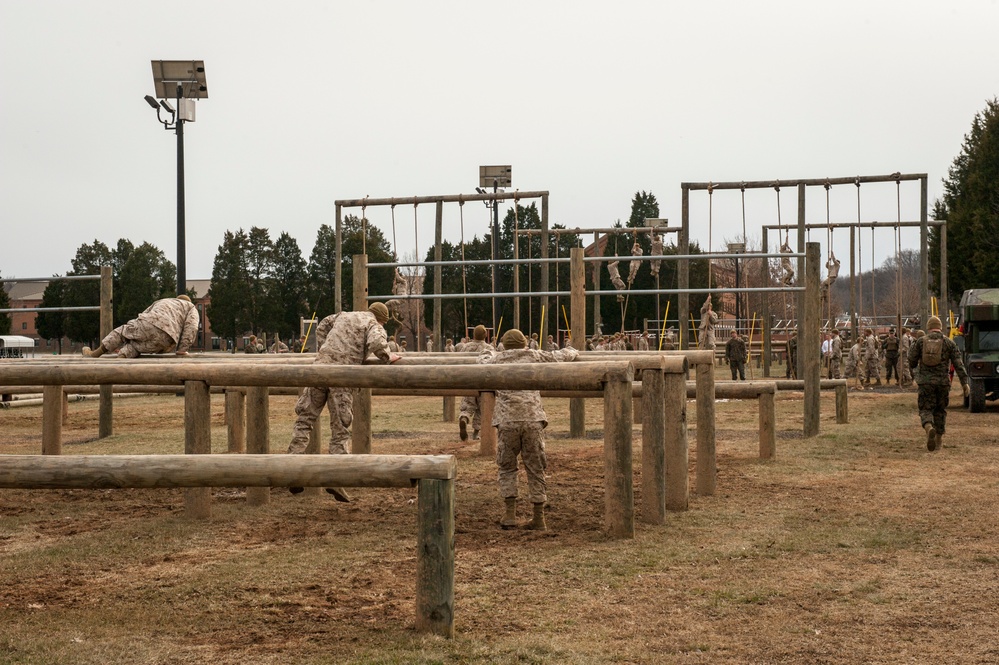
top-left (772, 379), bottom-right (849, 425)
top-left (0, 453), bottom-right (457, 638)
top-left (184, 381), bottom-right (212, 519)
top-left (42, 385), bottom-right (62, 456)
top-left (245, 386), bottom-right (270, 506)
top-left (664, 371), bottom-right (688, 512)
top-left (603, 366), bottom-right (635, 538)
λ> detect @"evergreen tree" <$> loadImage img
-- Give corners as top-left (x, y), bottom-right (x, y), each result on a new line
top-left (0, 277), bottom-right (10, 336)
top-left (207, 230), bottom-right (252, 341)
top-left (307, 224), bottom-right (337, 318)
top-left (271, 232), bottom-right (309, 338)
top-left (117, 243), bottom-right (176, 323)
top-left (36, 279), bottom-right (67, 353)
top-left (932, 98), bottom-right (999, 300)
top-left (64, 241), bottom-right (112, 344)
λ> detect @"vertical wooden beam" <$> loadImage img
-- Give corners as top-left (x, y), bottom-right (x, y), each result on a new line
top-left (98, 265), bottom-right (113, 438)
top-left (245, 386), bottom-right (270, 506)
top-left (940, 221), bottom-right (949, 326)
top-left (42, 385), bottom-right (63, 455)
top-left (225, 390), bottom-right (246, 453)
top-left (415, 478), bottom-right (455, 638)
top-left (695, 361), bottom-right (716, 496)
top-left (603, 374), bottom-right (634, 539)
top-left (664, 372), bottom-right (688, 511)
top-left (569, 248), bottom-right (586, 438)
top-left (335, 203), bottom-right (343, 314)
top-left (761, 226), bottom-right (771, 377)
top-left (478, 392), bottom-right (496, 457)
top-left (835, 383), bottom-right (849, 424)
top-left (61, 390), bottom-right (69, 426)
top-left (919, 175), bottom-right (930, 328)
top-left (540, 193), bottom-right (550, 343)
top-left (640, 367), bottom-right (666, 525)
top-left (759, 392), bottom-right (776, 459)
top-left (434, 199), bottom-right (443, 351)
top-left (803, 242), bottom-right (821, 437)
top-left (679, 186), bottom-right (690, 349)
top-left (442, 396), bottom-right (455, 423)
top-left (184, 380), bottom-right (212, 519)
top-left (353, 254), bottom-right (372, 454)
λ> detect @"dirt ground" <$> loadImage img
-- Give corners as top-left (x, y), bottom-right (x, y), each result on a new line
top-left (2, 381), bottom-right (999, 664)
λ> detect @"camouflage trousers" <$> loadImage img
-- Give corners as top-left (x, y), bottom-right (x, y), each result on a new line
top-left (861, 356), bottom-right (881, 383)
top-left (497, 422), bottom-right (548, 504)
top-left (827, 357), bottom-right (841, 379)
top-left (917, 383), bottom-right (951, 435)
top-left (899, 360), bottom-right (913, 387)
top-left (884, 353), bottom-right (900, 383)
top-left (101, 320), bottom-right (174, 358)
top-left (287, 386), bottom-right (353, 455)
top-left (699, 332), bottom-right (715, 352)
top-left (459, 394), bottom-right (482, 431)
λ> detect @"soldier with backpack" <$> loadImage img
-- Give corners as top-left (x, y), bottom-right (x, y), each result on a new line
top-left (908, 316), bottom-right (970, 451)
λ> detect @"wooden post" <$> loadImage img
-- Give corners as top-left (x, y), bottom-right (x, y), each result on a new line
top-left (246, 386), bottom-right (270, 506)
top-left (803, 242), bottom-right (821, 437)
top-left (835, 383), bottom-right (849, 424)
top-left (761, 226), bottom-right (771, 377)
top-left (759, 391), bottom-right (776, 459)
top-left (225, 390), bottom-right (246, 453)
top-left (184, 380), bottom-right (212, 519)
top-left (664, 372), bottom-right (688, 511)
top-left (695, 361), bottom-right (716, 496)
top-left (42, 385), bottom-right (63, 455)
top-left (640, 367), bottom-right (666, 525)
top-left (603, 372), bottom-right (634, 539)
top-left (335, 204), bottom-right (343, 314)
top-left (353, 254), bottom-right (372, 454)
top-left (61, 390), bottom-right (69, 426)
top-left (415, 477), bottom-right (455, 638)
top-left (569, 247), bottom-right (586, 438)
top-left (98, 265), bottom-right (113, 438)
top-left (434, 200), bottom-right (443, 351)
top-left (478, 392), bottom-right (496, 457)
top-left (442, 396), bottom-right (455, 423)
top-left (679, 185), bottom-right (690, 349)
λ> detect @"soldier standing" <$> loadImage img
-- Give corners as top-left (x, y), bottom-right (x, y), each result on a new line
top-left (637, 332), bottom-right (650, 351)
top-left (286, 302), bottom-right (399, 500)
top-left (698, 296), bottom-right (718, 351)
top-left (898, 327), bottom-right (914, 387)
top-left (861, 328), bottom-right (882, 387)
top-left (83, 295), bottom-right (199, 358)
top-left (827, 329), bottom-right (843, 379)
top-left (663, 327), bottom-right (676, 350)
top-left (908, 316), bottom-right (969, 451)
top-left (883, 329), bottom-right (901, 385)
top-left (479, 329), bottom-right (578, 530)
top-left (458, 325), bottom-right (493, 442)
top-left (725, 329), bottom-right (747, 381)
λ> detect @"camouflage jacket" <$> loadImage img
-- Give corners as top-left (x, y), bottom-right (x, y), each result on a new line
top-left (861, 335), bottom-right (879, 361)
top-left (460, 339), bottom-right (492, 353)
top-left (138, 297), bottom-right (199, 353)
top-left (907, 331), bottom-right (968, 387)
top-left (725, 336), bottom-right (747, 362)
top-left (478, 347), bottom-right (578, 426)
top-left (829, 335), bottom-right (842, 360)
top-left (314, 311), bottom-right (390, 365)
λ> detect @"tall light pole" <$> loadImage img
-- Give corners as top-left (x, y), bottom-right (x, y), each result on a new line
top-left (478, 165), bottom-right (512, 337)
top-left (145, 60), bottom-right (208, 296)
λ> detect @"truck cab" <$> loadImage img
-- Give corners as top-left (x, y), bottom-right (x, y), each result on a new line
top-left (957, 288), bottom-right (999, 412)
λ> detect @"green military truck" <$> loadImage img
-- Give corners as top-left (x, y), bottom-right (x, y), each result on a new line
top-left (956, 288), bottom-right (999, 412)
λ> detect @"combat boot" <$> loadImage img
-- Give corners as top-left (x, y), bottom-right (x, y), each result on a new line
top-left (935, 430), bottom-right (943, 450)
top-left (325, 487), bottom-right (351, 502)
top-left (924, 423), bottom-right (937, 451)
top-left (523, 502), bottom-right (547, 531)
top-left (875, 379), bottom-right (882, 387)
top-left (82, 344), bottom-right (106, 358)
top-left (472, 429), bottom-right (480, 441)
top-left (500, 497), bottom-right (518, 529)
top-left (458, 416), bottom-right (468, 442)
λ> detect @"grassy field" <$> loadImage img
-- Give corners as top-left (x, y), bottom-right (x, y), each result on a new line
top-left (2, 378), bottom-right (998, 664)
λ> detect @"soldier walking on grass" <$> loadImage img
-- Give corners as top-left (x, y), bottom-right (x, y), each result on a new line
top-left (908, 316), bottom-right (970, 451)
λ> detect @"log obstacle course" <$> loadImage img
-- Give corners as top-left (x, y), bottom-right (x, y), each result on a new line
top-left (0, 453), bottom-right (458, 638)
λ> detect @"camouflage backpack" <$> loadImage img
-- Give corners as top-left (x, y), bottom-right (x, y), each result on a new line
top-left (921, 335), bottom-right (944, 367)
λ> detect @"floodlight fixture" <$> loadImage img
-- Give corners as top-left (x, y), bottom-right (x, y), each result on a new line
top-left (151, 60), bottom-right (208, 99)
top-left (144, 95), bottom-right (160, 110)
top-left (159, 99), bottom-right (175, 113)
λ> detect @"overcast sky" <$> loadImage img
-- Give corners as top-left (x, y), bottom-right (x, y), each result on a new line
top-left (2, 1), bottom-right (997, 284)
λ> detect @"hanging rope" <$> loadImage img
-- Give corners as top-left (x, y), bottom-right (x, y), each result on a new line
top-left (823, 181), bottom-right (833, 327)
top-left (856, 178), bottom-right (863, 334)
top-left (458, 198), bottom-right (468, 336)
top-left (775, 181), bottom-right (791, 324)
top-left (707, 182), bottom-right (715, 287)
top-left (390, 203), bottom-right (398, 260)
top-left (413, 202), bottom-right (419, 265)
top-left (361, 197), bottom-right (368, 255)
top-left (553, 230), bottom-right (560, 345)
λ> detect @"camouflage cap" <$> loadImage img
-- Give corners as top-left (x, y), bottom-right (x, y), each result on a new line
top-left (927, 315), bottom-right (942, 331)
top-left (473, 325), bottom-right (487, 341)
top-left (501, 328), bottom-right (528, 349)
top-left (177, 294), bottom-right (192, 303)
top-left (368, 302), bottom-right (390, 324)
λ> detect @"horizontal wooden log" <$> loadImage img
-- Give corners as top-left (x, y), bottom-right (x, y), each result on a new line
top-left (0, 361), bottom-right (633, 391)
top-left (0, 454), bottom-right (457, 490)
top-left (772, 379), bottom-right (848, 391)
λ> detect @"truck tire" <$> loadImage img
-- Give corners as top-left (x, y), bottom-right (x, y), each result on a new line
top-left (969, 378), bottom-right (986, 413)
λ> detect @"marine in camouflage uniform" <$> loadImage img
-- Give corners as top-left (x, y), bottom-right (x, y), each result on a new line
top-left (458, 325), bottom-right (493, 442)
top-left (698, 296), bottom-right (718, 351)
top-left (785, 331), bottom-right (798, 379)
top-left (898, 328), bottom-right (913, 387)
top-left (287, 302), bottom-right (396, 500)
top-left (860, 328), bottom-right (881, 387)
top-left (725, 330), bottom-right (747, 381)
top-left (882, 330), bottom-right (900, 384)
top-left (827, 329), bottom-right (843, 379)
top-left (84, 295), bottom-right (199, 358)
top-left (480, 328), bottom-right (578, 530)
top-left (908, 316), bottom-right (969, 451)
